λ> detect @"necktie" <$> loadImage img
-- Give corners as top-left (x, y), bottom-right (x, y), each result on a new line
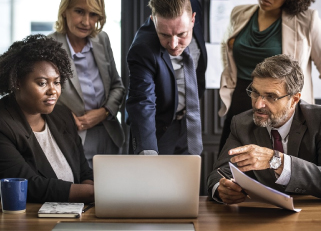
top-left (182, 47), bottom-right (203, 155)
top-left (271, 130), bottom-right (284, 153)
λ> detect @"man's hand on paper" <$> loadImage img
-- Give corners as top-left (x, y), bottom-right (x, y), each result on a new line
top-left (229, 144), bottom-right (275, 172)
top-left (217, 178), bottom-right (246, 204)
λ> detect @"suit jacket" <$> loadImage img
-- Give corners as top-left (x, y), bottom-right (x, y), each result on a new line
top-left (0, 95), bottom-right (93, 203)
top-left (219, 4), bottom-right (321, 116)
top-left (126, 0), bottom-right (207, 154)
top-left (207, 100), bottom-right (321, 199)
top-left (48, 31), bottom-right (125, 148)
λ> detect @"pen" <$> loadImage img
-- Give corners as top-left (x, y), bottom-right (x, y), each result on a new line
top-left (82, 203), bottom-right (95, 213)
top-left (217, 168), bottom-right (251, 199)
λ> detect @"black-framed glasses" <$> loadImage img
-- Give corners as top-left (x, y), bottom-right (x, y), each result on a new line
top-left (246, 83), bottom-right (290, 104)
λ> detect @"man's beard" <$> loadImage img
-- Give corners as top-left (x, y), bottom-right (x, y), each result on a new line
top-left (252, 104), bottom-right (290, 128)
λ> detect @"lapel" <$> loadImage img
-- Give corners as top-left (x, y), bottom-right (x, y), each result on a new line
top-left (287, 104), bottom-right (306, 158)
top-left (281, 11), bottom-right (297, 57)
top-left (253, 126), bottom-right (272, 149)
top-left (5, 96), bottom-right (57, 179)
top-left (55, 33), bottom-right (84, 101)
top-left (229, 5), bottom-right (259, 40)
top-left (160, 48), bottom-right (175, 77)
top-left (253, 123), bottom-right (279, 185)
top-left (90, 35), bottom-right (109, 104)
top-left (160, 46), bottom-right (178, 113)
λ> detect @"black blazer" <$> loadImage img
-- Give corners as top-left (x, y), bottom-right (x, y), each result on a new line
top-left (0, 94), bottom-right (93, 203)
top-left (126, 0), bottom-right (207, 154)
top-left (207, 100), bottom-right (321, 199)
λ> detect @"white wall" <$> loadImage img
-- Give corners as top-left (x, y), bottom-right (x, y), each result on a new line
top-left (0, 0), bottom-right (11, 54)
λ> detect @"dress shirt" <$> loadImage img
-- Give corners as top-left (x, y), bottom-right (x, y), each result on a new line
top-left (267, 112), bottom-right (295, 185)
top-left (212, 112), bottom-right (295, 201)
top-left (169, 37), bottom-right (200, 113)
top-left (66, 35), bottom-right (105, 111)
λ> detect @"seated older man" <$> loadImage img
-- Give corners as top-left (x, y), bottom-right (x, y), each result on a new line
top-left (208, 54), bottom-right (321, 204)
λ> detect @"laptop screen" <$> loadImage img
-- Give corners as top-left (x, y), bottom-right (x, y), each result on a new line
top-left (93, 155), bottom-right (201, 218)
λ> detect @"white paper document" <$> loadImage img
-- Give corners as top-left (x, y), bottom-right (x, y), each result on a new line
top-left (229, 162), bottom-right (301, 212)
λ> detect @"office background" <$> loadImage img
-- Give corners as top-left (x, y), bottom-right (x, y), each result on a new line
top-left (1, 0), bottom-right (321, 195)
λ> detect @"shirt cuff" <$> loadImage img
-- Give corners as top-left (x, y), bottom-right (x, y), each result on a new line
top-left (104, 106), bottom-right (115, 120)
top-left (211, 182), bottom-right (223, 203)
top-left (275, 154), bottom-right (291, 185)
top-left (139, 150), bottom-right (158, 155)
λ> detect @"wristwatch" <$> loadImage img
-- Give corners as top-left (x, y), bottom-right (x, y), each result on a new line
top-left (269, 150), bottom-right (282, 170)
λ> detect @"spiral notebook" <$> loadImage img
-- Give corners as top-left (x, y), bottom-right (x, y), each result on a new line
top-left (38, 202), bottom-right (84, 218)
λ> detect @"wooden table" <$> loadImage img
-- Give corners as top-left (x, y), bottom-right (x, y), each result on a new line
top-left (1, 196), bottom-right (321, 231)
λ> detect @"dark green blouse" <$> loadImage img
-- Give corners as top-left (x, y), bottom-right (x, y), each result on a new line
top-left (233, 9), bottom-right (282, 81)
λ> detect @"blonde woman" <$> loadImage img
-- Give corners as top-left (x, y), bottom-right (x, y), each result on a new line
top-left (49, 0), bottom-right (125, 167)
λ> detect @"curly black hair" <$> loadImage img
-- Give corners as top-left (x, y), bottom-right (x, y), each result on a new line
top-left (0, 34), bottom-right (72, 95)
top-left (282, 0), bottom-right (315, 16)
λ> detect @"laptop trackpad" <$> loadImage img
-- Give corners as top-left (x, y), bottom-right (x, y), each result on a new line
top-left (52, 222), bottom-right (195, 231)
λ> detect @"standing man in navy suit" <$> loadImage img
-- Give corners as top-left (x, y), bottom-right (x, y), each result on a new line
top-left (126, 0), bottom-right (207, 155)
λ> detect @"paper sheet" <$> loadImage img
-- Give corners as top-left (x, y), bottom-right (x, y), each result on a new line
top-left (229, 162), bottom-right (301, 212)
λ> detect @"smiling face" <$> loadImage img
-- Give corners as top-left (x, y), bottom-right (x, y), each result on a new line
top-left (152, 11), bottom-right (195, 56)
top-left (251, 77), bottom-right (299, 128)
top-left (15, 61), bottom-right (61, 117)
top-left (64, 0), bottom-right (99, 41)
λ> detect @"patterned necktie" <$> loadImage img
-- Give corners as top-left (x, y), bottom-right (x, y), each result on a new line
top-left (271, 130), bottom-right (284, 153)
top-left (182, 47), bottom-right (203, 155)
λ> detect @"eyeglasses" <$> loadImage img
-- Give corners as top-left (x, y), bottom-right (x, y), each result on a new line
top-left (246, 83), bottom-right (290, 104)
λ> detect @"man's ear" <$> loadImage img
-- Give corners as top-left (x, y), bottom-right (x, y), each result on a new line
top-left (192, 12), bottom-right (196, 23)
top-left (291, 92), bottom-right (301, 108)
top-left (150, 15), bottom-right (153, 21)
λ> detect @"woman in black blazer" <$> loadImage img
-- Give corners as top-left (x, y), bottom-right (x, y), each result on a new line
top-left (0, 34), bottom-right (94, 203)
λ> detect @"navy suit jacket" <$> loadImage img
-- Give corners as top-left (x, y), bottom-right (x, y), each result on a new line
top-left (126, 0), bottom-right (207, 154)
top-left (207, 101), bottom-right (321, 199)
top-left (0, 95), bottom-right (93, 203)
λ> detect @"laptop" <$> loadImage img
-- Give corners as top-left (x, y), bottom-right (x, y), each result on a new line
top-left (52, 222), bottom-right (195, 231)
top-left (93, 155), bottom-right (201, 218)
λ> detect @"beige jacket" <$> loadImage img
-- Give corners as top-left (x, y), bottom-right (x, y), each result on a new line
top-left (219, 4), bottom-right (321, 116)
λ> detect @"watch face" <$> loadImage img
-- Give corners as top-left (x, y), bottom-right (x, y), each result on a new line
top-left (270, 156), bottom-right (282, 169)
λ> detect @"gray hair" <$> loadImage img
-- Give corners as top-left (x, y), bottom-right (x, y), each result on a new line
top-left (251, 54), bottom-right (304, 95)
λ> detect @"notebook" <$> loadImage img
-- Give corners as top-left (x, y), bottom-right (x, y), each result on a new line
top-left (38, 202), bottom-right (84, 218)
top-left (93, 155), bottom-right (201, 218)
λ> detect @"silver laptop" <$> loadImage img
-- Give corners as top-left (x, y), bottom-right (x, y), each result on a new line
top-left (52, 222), bottom-right (195, 231)
top-left (93, 155), bottom-right (201, 218)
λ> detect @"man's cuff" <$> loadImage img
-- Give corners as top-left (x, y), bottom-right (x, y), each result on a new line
top-left (211, 182), bottom-right (223, 203)
top-left (275, 154), bottom-right (291, 185)
top-left (139, 150), bottom-right (158, 155)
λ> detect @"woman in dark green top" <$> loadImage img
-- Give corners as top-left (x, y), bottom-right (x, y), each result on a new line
top-left (219, 0), bottom-right (318, 152)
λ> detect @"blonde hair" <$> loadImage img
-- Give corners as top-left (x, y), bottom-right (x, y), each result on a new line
top-left (55, 0), bottom-right (106, 37)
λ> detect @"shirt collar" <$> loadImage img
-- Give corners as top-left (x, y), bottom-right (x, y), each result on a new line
top-left (267, 112), bottom-right (295, 141)
top-left (66, 34), bottom-right (92, 59)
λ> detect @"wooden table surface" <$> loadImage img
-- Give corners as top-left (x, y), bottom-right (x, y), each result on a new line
top-left (1, 196), bottom-right (321, 231)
